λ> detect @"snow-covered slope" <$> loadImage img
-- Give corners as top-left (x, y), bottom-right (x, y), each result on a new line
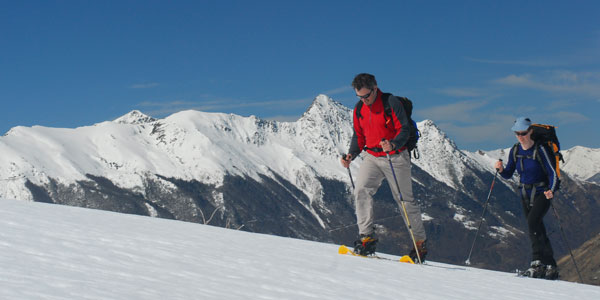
top-left (562, 146), bottom-right (600, 182)
top-left (412, 120), bottom-right (489, 190)
top-left (2, 198), bottom-right (598, 299)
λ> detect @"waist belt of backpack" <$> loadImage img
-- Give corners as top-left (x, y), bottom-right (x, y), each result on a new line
top-left (364, 147), bottom-right (399, 155)
top-left (518, 182), bottom-right (547, 207)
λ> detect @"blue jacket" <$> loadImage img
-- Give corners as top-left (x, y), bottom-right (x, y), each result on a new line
top-left (500, 144), bottom-right (558, 196)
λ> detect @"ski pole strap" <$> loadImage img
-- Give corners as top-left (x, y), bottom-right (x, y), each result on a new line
top-left (519, 182), bottom-right (547, 207)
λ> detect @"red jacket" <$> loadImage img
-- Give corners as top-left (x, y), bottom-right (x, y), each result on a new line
top-left (349, 89), bottom-right (408, 157)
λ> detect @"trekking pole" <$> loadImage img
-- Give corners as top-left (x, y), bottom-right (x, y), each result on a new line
top-left (327, 154), bottom-right (358, 235)
top-left (465, 159), bottom-right (501, 266)
top-left (382, 140), bottom-right (422, 264)
top-left (341, 154), bottom-right (355, 190)
top-left (549, 198), bottom-right (584, 284)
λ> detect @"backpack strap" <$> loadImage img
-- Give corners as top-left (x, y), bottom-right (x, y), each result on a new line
top-left (381, 93), bottom-right (393, 128)
top-left (513, 143), bottom-right (546, 176)
top-left (381, 93), bottom-right (393, 117)
top-left (512, 143), bottom-right (523, 171)
top-left (354, 100), bottom-right (364, 120)
top-left (533, 143), bottom-right (549, 177)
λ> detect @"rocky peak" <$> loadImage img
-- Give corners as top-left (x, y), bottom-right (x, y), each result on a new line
top-left (300, 95), bottom-right (351, 122)
top-left (114, 110), bottom-right (157, 125)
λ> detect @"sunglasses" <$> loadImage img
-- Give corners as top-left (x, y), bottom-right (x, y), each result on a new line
top-left (356, 89), bottom-right (374, 100)
top-left (514, 131), bottom-right (530, 136)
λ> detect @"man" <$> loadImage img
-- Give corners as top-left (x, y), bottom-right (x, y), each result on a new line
top-left (340, 73), bottom-right (427, 262)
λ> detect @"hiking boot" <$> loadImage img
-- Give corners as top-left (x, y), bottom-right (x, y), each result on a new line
top-left (409, 240), bottom-right (428, 263)
top-left (544, 265), bottom-right (559, 280)
top-left (520, 260), bottom-right (546, 278)
top-left (353, 234), bottom-right (378, 256)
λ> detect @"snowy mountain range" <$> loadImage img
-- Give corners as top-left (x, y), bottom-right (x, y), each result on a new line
top-left (4, 198), bottom-right (600, 299)
top-left (1, 94), bottom-right (599, 272)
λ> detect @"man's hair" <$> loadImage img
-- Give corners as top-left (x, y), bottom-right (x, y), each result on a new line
top-left (352, 73), bottom-right (377, 90)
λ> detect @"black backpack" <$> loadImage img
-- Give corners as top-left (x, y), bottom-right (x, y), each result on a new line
top-left (354, 93), bottom-right (420, 158)
top-left (511, 123), bottom-right (563, 189)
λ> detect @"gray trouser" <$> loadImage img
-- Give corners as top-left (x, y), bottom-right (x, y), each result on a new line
top-left (354, 151), bottom-right (427, 241)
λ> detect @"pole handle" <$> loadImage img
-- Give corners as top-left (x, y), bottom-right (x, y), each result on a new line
top-left (341, 153), bottom-right (355, 190)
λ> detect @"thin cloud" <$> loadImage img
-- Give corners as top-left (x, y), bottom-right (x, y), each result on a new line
top-left (415, 100), bottom-right (489, 123)
top-left (138, 100), bottom-right (197, 107)
top-left (130, 83), bottom-right (159, 89)
top-left (494, 74), bottom-right (534, 86)
top-left (438, 110), bottom-right (589, 148)
top-left (467, 39), bottom-right (600, 68)
top-left (549, 111), bottom-right (590, 125)
top-left (417, 100), bottom-right (519, 147)
top-left (465, 57), bottom-right (566, 67)
top-left (436, 87), bottom-right (486, 98)
top-left (494, 71), bottom-right (600, 97)
top-left (546, 100), bottom-right (576, 110)
top-left (322, 86), bottom-right (352, 95)
top-left (205, 97), bottom-right (313, 111)
top-left (439, 120), bottom-right (513, 144)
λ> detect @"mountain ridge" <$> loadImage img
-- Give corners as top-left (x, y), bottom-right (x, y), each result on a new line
top-left (3, 95), bottom-right (598, 194)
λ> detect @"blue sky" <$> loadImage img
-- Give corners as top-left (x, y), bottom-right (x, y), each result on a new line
top-left (1, 1), bottom-right (599, 151)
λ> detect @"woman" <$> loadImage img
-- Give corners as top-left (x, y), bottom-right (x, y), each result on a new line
top-left (495, 117), bottom-right (559, 280)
